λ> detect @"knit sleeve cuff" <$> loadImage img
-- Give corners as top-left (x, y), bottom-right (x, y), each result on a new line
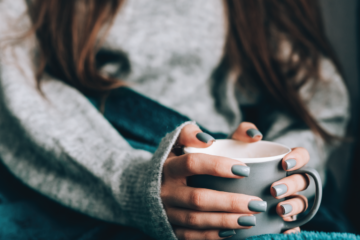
top-left (127, 121), bottom-right (195, 240)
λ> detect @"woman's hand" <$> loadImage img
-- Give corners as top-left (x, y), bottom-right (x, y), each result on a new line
top-left (232, 122), bottom-right (309, 235)
top-left (161, 122), bottom-right (309, 239)
top-left (270, 148), bottom-right (309, 234)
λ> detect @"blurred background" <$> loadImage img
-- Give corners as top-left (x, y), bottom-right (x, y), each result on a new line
top-left (318, 0), bottom-right (359, 231)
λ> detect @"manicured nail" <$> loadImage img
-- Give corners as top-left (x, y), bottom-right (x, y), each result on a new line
top-left (246, 128), bottom-right (262, 138)
top-left (238, 216), bottom-right (256, 226)
top-left (285, 159), bottom-right (297, 170)
top-left (272, 184), bottom-right (288, 197)
top-left (248, 200), bottom-right (267, 212)
top-left (281, 204), bottom-right (293, 215)
top-left (219, 229), bottom-right (236, 238)
top-left (231, 165), bottom-right (250, 177)
top-left (196, 132), bottom-right (215, 143)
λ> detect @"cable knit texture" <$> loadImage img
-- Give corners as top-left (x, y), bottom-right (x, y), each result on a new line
top-left (0, 0), bottom-right (350, 239)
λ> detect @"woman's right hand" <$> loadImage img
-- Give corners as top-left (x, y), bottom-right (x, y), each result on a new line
top-left (161, 124), bottom-right (266, 240)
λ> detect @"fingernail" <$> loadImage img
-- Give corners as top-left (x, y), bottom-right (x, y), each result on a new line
top-left (248, 200), bottom-right (267, 212)
top-left (272, 184), bottom-right (288, 197)
top-left (281, 204), bottom-right (293, 215)
top-left (246, 128), bottom-right (262, 138)
top-left (285, 159), bottom-right (297, 170)
top-left (219, 229), bottom-right (236, 238)
top-left (196, 132), bottom-right (215, 143)
top-left (238, 216), bottom-right (256, 226)
top-left (231, 165), bottom-right (250, 177)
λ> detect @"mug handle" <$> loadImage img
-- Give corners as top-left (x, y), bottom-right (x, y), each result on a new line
top-left (281, 167), bottom-right (322, 230)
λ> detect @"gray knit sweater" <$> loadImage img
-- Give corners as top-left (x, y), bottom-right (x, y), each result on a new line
top-left (0, 0), bottom-right (350, 239)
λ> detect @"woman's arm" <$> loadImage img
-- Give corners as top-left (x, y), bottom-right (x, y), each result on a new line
top-left (0, 3), bottom-right (182, 238)
top-left (0, 69), bottom-right (187, 240)
top-left (0, 66), bottom-right (190, 240)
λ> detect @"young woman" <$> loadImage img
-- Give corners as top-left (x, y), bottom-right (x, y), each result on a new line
top-left (0, 0), bottom-right (349, 239)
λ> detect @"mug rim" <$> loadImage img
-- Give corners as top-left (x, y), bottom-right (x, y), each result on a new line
top-left (183, 139), bottom-right (291, 163)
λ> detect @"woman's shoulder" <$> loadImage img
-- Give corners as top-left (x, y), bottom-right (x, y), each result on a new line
top-left (0, 0), bottom-right (29, 21)
top-left (0, 0), bottom-right (31, 43)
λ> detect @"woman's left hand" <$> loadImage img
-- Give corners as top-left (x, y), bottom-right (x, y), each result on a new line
top-left (231, 122), bottom-right (309, 234)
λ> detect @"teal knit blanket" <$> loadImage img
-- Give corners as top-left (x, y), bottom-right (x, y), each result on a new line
top-left (248, 231), bottom-right (359, 240)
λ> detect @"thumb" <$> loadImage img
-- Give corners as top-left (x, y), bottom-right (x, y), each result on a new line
top-left (231, 122), bottom-right (263, 143)
top-left (177, 124), bottom-right (215, 148)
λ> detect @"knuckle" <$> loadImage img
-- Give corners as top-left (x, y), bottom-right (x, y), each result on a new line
top-left (162, 161), bottom-right (170, 176)
top-left (289, 175), bottom-right (301, 191)
top-left (163, 157), bottom-right (177, 177)
top-left (239, 121), bottom-right (249, 127)
top-left (185, 212), bottom-right (199, 227)
top-left (291, 177), bottom-right (300, 190)
top-left (240, 121), bottom-right (255, 129)
top-left (295, 147), bottom-right (310, 159)
top-left (204, 231), bottom-right (214, 240)
top-left (182, 124), bottom-right (193, 132)
top-left (174, 229), bottom-right (186, 240)
top-left (211, 160), bottom-right (223, 175)
top-left (298, 147), bottom-right (308, 153)
top-left (185, 154), bottom-right (197, 173)
top-left (294, 174), bottom-right (308, 191)
top-left (182, 231), bottom-right (193, 240)
top-left (189, 189), bottom-right (205, 209)
top-left (220, 214), bottom-right (232, 228)
top-left (160, 187), bottom-right (169, 201)
top-left (229, 195), bottom-right (240, 212)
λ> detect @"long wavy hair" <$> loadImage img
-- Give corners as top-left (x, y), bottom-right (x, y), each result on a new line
top-left (27, 0), bottom-right (342, 141)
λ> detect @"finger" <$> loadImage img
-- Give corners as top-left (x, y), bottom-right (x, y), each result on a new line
top-left (178, 124), bottom-right (215, 147)
top-left (270, 174), bottom-right (309, 199)
top-left (174, 228), bottom-right (236, 240)
top-left (168, 208), bottom-right (255, 229)
top-left (163, 186), bottom-right (266, 213)
top-left (276, 195), bottom-right (308, 218)
top-left (283, 227), bottom-right (300, 234)
top-left (281, 147), bottom-right (310, 171)
top-left (283, 216), bottom-right (293, 221)
top-left (168, 151), bottom-right (176, 158)
top-left (165, 153), bottom-right (249, 179)
top-left (231, 122), bottom-right (263, 143)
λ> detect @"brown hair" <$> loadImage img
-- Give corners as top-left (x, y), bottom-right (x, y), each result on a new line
top-left (28, 0), bottom-right (342, 141)
top-left (29, 0), bottom-right (126, 92)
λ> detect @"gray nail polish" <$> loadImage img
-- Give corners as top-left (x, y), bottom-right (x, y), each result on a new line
top-left (196, 132), bottom-right (215, 143)
top-left (285, 159), bottom-right (297, 170)
top-left (246, 128), bottom-right (263, 138)
top-left (231, 165), bottom-right (250, 177)
top-left (219, 229), bottom-right (236, 238)
top-left (272, 184), bottom-right (288, 197)
top-left (238, 216), bottom-right (256, 226)
top-left (248, 200), bottom-right (267, 212)
top-left (281, 204), bottom-right (293, 215)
